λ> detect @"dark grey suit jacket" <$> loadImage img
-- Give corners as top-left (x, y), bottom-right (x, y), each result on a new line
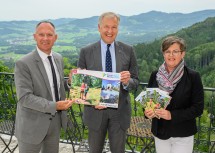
top-left (78, 41), bottom-right (139, 130)
top-left (14, 50), bottom-right (67, 144)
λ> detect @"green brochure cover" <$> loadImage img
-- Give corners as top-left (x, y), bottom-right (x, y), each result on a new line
top-left (69, 69), bottom-right (120, 108)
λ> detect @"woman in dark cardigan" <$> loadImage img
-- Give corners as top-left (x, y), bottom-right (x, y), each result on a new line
top-left (145, 36), bottom-right (204, 153)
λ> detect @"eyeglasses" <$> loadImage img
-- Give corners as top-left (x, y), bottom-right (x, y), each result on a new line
top-left (164, 50), bottom-right (183, 56)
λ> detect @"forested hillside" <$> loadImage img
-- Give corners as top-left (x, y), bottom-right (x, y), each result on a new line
top-left (1, 12), bottom-right (215, 87)
top-left (135, 17), bottom-right (215, 87)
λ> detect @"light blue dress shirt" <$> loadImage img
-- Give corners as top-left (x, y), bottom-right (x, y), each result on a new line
top-left (100, 39), bottom-right (116, 72)
top-left (100, 39), bottom-right (129, 89)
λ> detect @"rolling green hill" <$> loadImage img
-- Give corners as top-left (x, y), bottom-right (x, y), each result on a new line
top-left (1, 9), bottom-right (215, 51)
top-left (1, 10), bottom-right (215, 87)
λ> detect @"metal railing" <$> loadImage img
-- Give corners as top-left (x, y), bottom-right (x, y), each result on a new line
top-left (0, 72), bottom-right (214, 153)
top-left (0, 72), bottom-right (18, 152)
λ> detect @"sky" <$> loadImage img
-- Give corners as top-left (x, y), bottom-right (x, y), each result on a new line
top-left (0, 0), bottom-right (215, 21)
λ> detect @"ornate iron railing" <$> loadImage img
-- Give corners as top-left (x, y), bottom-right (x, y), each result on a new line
top-left (128, 83), bottom-right (215, 153)
top-left (0, 72), bottom-right (18, 153)
top-left (0, 72), bottom-right (214, 153)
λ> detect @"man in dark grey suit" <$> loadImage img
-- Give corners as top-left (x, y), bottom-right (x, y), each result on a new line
top-left (78, 12), bottom-right (139, 153)
top-left (14, 21), bottom-right (73, 153)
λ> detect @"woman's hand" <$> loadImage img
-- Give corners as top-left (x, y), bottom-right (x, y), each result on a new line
top-left (144, 109), bottom-right (156, 119)
top-left (155, 109), bottom-right (171, 120)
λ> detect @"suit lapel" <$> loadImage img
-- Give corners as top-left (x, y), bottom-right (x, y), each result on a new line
top-left (115, 41), bottom-right (123, 73)
top-left (53, 53), bottom-right (63, 80)
top-left (93, 41), bottom-right (103, 71)
top-left (33, 50), bottom-right (53, 98)
top-left (52, 53), bottom-right (65, 99)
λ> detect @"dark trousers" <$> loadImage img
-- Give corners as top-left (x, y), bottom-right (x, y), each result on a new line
top-left (88, 108), bottom-right (126, 153)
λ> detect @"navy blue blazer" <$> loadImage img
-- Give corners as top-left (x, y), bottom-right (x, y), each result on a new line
top-left (148, 66), bottom-right (204, 139)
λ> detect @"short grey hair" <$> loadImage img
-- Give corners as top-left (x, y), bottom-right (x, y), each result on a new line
top-left (98, 12), bottom-right (120, 25)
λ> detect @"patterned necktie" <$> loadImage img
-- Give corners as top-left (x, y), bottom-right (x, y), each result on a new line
top-left (47, 56), bottom-right (59, 101)
top-left (105, 44), bottom-right (112, 72)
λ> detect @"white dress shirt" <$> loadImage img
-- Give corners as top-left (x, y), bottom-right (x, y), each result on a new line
top-left (37, 47), bottom-right (60, 102)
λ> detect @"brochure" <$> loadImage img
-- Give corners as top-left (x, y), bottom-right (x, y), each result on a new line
top-left (69, 69), bottom-right (120, 108)
top-left (135, 88), bottom-right (171, 110)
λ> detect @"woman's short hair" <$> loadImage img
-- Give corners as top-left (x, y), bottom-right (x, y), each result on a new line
top-left (161, 36), bottom-right (186, 52)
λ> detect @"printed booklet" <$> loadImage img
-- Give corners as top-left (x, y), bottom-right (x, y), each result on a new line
top-left (69, 69), bottom-right (120, 108)
top-left (135, 88), bottom-right (171, 110)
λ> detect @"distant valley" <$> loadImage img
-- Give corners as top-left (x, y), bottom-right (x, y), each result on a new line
top-left (0, 9), bottom-right (215, 55)
top-left (1, 10), bottom-right (215, 87)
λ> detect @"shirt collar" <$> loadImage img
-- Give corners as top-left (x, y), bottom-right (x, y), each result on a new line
top-left (100, 39), bottom-right (115, 49)
top-left (36, 46), bottom-right (53, 61)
